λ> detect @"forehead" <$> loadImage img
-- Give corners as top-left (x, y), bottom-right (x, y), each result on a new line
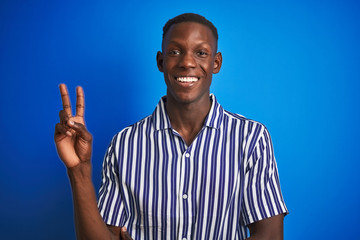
top-left (163, 22), bottom-right (217, 49)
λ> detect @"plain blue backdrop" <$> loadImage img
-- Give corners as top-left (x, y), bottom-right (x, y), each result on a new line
top-left (1, 0), bottom-right (359, 239)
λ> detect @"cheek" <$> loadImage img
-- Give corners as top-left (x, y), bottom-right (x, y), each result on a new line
top-left (199, 61), bottom-right (213, 75)
top-left (164, 56), bottom-right (178, 67)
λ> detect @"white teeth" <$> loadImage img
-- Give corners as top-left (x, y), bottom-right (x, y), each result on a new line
top-left (176, 77), bottom-right (199, 82)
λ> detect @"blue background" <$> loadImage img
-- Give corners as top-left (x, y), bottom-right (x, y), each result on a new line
top-left (1, 0), bottom-right (359, 239)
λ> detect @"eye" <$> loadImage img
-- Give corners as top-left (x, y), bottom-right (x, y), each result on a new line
top-left (197, 50), bottom-right (209, 57)
top-left (168, 49), bottom-right (181, 56)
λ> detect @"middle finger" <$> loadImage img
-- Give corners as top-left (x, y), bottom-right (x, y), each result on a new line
top-left (59, 84), bottom-right (72, 117)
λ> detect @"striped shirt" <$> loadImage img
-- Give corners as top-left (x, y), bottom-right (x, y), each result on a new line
top-left (98, 94), bottom-right (288, 240)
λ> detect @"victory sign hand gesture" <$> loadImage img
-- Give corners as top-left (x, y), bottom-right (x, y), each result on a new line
top-left (55, 84), bottom-right (92, 168)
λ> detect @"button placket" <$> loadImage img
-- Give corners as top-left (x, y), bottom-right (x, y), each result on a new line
top-left (179, 150), bottom-right (191, 239)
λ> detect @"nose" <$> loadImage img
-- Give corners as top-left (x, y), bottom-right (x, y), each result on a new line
top-left (178, 52), bottom-right (196, 68)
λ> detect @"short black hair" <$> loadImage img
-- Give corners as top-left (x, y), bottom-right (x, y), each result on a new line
top-left (162, 13), bottom-right (218, 42)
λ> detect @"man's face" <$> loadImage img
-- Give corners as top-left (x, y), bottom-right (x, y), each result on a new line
top-left (157, 22), bottom-right (222, 105)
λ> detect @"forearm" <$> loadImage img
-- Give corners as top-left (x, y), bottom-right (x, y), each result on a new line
top-left (246, 236), bottom-right (282, 240)
top-left (68, 162), bottom-right (116, 240)
top-left (246, 214), bottom-right (284, 240)
top-left (246, 237), bottom-right (282, 240)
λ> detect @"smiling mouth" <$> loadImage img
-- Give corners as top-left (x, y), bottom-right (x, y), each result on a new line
top-left (176, 77), bottom-right (199, 83)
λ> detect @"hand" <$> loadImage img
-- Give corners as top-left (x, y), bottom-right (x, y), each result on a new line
top-left (120, 227), bottom-right (133, 240)
top-left (54, 84), bottom-right (92, 168)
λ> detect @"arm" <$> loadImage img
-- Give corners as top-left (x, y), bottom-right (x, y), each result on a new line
top-left (246, 214), bottom-right (284, 240)
top-left (55, 84), bottom-right (132, 240)
top-left (68, 164), bottom-right (132, 240)
top-left (68, 160), bottom-right (116, 240)
top-left (242, 126), bottom-right (288, 240)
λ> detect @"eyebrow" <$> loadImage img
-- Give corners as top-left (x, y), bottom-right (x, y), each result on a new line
top-left (166, 40), bottom-right (213, 48)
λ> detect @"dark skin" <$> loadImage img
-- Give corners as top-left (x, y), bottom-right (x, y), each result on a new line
top-left (55, 22), bottom-right (284, 240)
top-left (55, 84), bottom-right (131, 240)
top-left (157, 22), bottom-right (222, 145)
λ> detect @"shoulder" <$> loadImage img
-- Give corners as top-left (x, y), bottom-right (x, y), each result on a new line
top-left (109, 96), bottom-right (168, 147)
top-left (113, 114), bottom-right (154, 141)
top-left (105, 114), bottom-right (154, 159)
top-left (221, 109), bottom-right (273, 158)
top-left (222, 109), bottom-right (269, 135)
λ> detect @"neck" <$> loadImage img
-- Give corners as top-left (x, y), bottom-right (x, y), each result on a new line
top-left (166, 94), bottom-right (211, 146)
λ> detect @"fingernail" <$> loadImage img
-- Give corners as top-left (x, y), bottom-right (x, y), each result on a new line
top-left (66, 131), bottom-right (72, 136)
top-left (69, 120), bottom-right (74, 125)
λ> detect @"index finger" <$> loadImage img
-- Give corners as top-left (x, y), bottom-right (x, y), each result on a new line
top-left (59, 84), bottom-right (72, 117)
top-left (76, 86), bottom-right (85, 117)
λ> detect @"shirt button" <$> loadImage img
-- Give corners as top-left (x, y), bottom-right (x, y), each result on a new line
top-left (183, 194), bottom-right (188, 199)
top-left (185, 153), bottom-right (190, 158)
top-left (182, 238), bottom-right (187, 240)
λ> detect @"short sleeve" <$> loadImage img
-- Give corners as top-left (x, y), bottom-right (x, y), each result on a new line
top-left (241, 127), bottom-right (288, 225)
top-left (97, 134), bottom-right (127, 226)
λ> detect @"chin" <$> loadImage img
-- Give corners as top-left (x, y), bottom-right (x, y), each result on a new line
top-left (170, 91), bottom-right (208, 105)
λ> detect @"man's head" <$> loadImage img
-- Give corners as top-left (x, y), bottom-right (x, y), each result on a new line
top-left (162, 13), bottom-right (219, 51)
top-left (157, 13), bottom-right (222, 105)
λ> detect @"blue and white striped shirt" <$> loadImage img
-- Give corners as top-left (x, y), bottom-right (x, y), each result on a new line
top-left (98, 94), bottom-right (288, 240)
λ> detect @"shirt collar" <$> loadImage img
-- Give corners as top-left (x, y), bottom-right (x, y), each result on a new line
top-left (152, 94), bottom-right (224, 131)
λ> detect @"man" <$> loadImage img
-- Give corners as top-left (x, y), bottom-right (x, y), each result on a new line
top-left (55, 13), bottom-right (288, 240)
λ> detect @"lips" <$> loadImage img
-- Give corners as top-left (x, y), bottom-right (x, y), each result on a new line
top-left (176, 76), bottom-right (199, 83)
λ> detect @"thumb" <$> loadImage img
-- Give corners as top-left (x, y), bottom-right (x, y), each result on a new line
top-left (120, 227), bottom-right (132, 240)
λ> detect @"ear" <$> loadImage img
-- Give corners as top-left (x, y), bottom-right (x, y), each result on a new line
top-left (156, 51), bottom-right (164, 72)
top-left (213, 52), bottom-right (222, 74)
